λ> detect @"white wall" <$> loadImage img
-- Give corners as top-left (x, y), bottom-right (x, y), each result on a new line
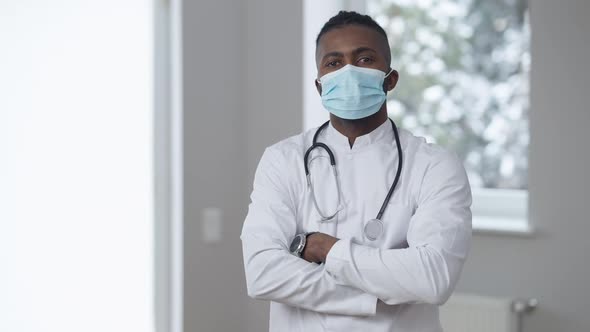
top-left (181, 1), bottom-right (590, 331)
top-left (181, 1), bottom-right (247, 331)
top-left (181, 1), bottom-right (301, 331)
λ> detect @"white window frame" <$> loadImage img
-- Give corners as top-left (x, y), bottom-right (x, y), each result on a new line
top-left (154, 0), bottom-right (184, 331)
top-left (302, 0), bottom-right (532, 236)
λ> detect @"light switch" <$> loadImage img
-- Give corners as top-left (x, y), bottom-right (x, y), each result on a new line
top-left (202, 207), bottom-right (222, 243)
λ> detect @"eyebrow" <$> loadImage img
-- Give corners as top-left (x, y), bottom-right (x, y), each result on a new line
top-left (352, 47), bottom-right (378, 56)
top-left (320, 47), bottom-right (379, 63)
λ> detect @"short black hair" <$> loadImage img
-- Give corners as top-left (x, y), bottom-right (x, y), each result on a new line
top-left (316, 11), bottom-right (390, 63)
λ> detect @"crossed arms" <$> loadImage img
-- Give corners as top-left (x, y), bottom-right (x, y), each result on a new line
top-left (240, 147), bottom-right (472, 316)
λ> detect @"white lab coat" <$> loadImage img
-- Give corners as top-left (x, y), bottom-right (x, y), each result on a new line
top-left (241, 120), bottom-right (472, 332)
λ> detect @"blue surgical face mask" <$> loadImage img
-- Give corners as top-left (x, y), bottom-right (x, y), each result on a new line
top-left (317, 64), bottom-right (393, 120)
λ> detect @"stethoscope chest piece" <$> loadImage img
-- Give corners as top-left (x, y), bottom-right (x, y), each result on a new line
top-left (364, 218), bottom-right (383, 241)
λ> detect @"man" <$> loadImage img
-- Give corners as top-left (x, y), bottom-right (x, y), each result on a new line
top-left (241, 11), bottom-right (472, 332)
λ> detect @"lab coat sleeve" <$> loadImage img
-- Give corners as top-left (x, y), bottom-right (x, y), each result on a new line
top-left (324, 151), bottom-right (472, 305)
top-left (241, 147), bottom-right (377, 316)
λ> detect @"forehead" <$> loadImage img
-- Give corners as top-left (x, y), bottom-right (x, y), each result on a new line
top-left (316, 24), bottom-right (389, 59)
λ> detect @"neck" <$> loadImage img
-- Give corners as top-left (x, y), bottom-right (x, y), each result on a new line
top-left (330, 107), bottom-right (388, 148)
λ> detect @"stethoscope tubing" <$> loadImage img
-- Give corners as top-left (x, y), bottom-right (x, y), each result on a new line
top-left (376, 119), bottom-right (403, 220)
top-left (304, 118), bottom-right (403, 223)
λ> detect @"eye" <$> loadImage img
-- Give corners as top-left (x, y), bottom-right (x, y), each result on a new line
top-left (357, 56), bottom-right (374, 65)
top-left (325, 60), bottom-right (341, 68)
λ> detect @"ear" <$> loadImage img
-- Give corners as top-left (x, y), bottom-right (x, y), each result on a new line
top-left (315, 79), bottom-right (322, 95)
top-left (384, 69), bottom-right (399, 92)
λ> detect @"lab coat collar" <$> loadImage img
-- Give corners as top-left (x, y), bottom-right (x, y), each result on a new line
top-left (326, 118), bottom-right (393, 150)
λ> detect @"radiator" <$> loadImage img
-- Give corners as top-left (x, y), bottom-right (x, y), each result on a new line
top-left (439, 293), bottom-right (537, 332)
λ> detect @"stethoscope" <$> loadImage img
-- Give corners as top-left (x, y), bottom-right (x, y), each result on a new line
top-left (303, 118), bottom-right (403, 241)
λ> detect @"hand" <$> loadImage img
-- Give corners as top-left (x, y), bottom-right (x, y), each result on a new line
top-left (302, 233), bottom-right (339, 264)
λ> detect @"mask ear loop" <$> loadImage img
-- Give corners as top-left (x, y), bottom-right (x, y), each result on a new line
top-left (385, 68), bottom-right (394, 78)
top-left (383, 68), bottom-right (395, 91)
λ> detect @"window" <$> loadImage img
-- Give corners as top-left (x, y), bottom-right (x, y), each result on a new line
top-left (0, 1), bottom-right (182, 331)
top-left (303, 0), bottom-right (531, 233)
